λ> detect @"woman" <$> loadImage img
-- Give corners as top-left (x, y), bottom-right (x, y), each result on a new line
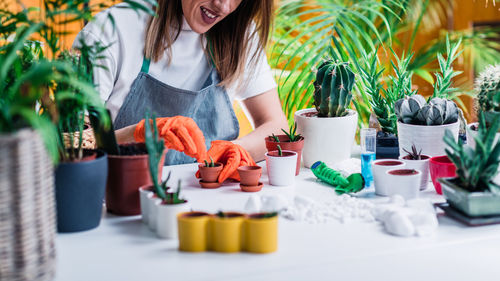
top-left (76, 0), bottom-right (287, 182)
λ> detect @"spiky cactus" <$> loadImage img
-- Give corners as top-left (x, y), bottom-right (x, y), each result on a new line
top-left (395, 95), bottom-right (459, 126)
top-left (313, 60), bottom-right (355, 117)
top-left (476, 64), bottom-right (500, 112)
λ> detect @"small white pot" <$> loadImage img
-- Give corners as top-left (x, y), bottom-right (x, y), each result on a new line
top-left (399, 155), bottom-right (430, 190)
top-left (139, 187), bottom-right (154, 224)
top-left (372, 159), bottom-right (406, 196)
top-left (156, 201), bottom-right (191, 239)
top-left (397, 121), bottom-right (459, 157)
top-left (147, 196), bottom-right (162, 230)
top-left (265, 150), bottom-right (298, 186)
top-left (467, 123), bottom-right (500, 186)
top-left (385, 169), bottom-right (422, 200)
top-left (295, 108), bottom-right (358, 168)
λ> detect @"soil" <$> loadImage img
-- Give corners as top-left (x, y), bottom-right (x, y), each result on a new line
top-left (182, 212), bottom-right (209, 217)
top-left (216, 212), bottom-right (244, 218)
top-left (249, 213), bottom-right (278, 219)
top-left (267, 151), bottom-right (296, 157)
top-left (116, 143), bottom-right (148, 156)
top-left (267, 135), bottom-right (304, 143)
top-left (402, 155), bottom-right (430, 160)
top-left (302, 111), bottom-right (318, 118)
top-left (375, 160), bottom-right (403, 166)
top-left (388, 169), bottom-right (418, 175)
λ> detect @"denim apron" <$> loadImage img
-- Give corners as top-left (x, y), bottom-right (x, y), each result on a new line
top-left (113, 58), bottom-right (240, 165)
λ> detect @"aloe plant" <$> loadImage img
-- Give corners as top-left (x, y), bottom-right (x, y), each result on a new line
top-left (444, 112), bottom-right (500, 193)
top-left (277, 144), bottom-right (283, 156)
top-left (402, 144), bottom-right (423, 160)
top-left (431, 36), bottom-right (463, 99)
top-left (280, 122), bottom-right (302, 142)
top-left (204, 156), bottom-right (216, 168)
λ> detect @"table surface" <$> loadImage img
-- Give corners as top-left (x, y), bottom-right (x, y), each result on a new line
top-left (55, 162), bottom-right (500, 281)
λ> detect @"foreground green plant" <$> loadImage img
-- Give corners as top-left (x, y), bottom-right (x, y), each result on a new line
top-left (280, 122), bottom-right (302, 142)
top-left (444, 112), bottom-right (500, 193)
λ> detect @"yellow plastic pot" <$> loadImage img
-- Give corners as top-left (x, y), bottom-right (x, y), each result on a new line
top-left (210, 212), bottom-right (245, 253)
top-left (177, 212), bottom-right (210, 252)
top-left (244, 214), bottom-right (278, 254)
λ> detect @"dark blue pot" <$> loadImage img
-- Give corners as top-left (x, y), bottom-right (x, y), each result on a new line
top-left (376, 132), bottom-right (400, 159)
top-left (55, 150), bottom-right (108, 233)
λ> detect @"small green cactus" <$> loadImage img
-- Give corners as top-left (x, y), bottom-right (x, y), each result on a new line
top-left (313, 60), bottom-right (355, 117)
top-left (395, 95), bottom-right (458, 126)
top-left (277, 144), bottom-right (282, 156)
top-left (204, 156), bottom-right (215, 167)
top-left (476, 64), bottom-right (500, 112)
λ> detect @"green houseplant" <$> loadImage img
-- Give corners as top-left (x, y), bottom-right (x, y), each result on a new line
top-left (265, 122), bottom-right (304, 175)
top-left (440, 112), bottom-right (500, 217)
top-left (295, 59), bottom-right (358, 167)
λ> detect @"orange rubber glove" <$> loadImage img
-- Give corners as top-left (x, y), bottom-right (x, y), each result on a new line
top-left (196, 140), bottom-right (256, 183)
top-left (134, 116), bottom-right (207, 161)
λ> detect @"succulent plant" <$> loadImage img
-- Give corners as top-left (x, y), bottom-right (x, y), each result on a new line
top-left (313, 60), bottom-right (355, 117)
top-left (204, 156), bottom-right (215, 167)
top-left (281, 122), bottom-right (302, 142)
top-left (444, 112), bottom-right (500, 193)
top-left (395, 95), bottom-right (458, 126)
top-left (403, 144), bottom-right (423, 160)
top-left (475, 64), bottom-right (500, 112)
top-left (432, 36), bottom-right (463, 99)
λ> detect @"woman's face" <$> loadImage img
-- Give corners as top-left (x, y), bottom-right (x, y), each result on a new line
top-left (182, 0), bottom-right (243, 34)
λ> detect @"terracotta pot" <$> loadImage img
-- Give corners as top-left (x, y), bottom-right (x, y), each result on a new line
top-left (265, 135), bottom-right (304, 175)
top-left (240, 182), bottom-right (264, 192)
top-left (198, 162), bottom-right (223, 183)
top-left (237, 165), bottom-right (262, 186)
top-left (106, 143), bottom-right (164, 216)
top-left (199, 180), bottom-right (221, 189)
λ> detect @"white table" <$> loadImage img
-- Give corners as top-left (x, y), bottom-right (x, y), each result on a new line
top-left (55, 163), bottom-right (500, 281)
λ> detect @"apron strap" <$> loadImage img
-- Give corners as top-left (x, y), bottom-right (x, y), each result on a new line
top-left (141, 57), bottom-right (151, 73)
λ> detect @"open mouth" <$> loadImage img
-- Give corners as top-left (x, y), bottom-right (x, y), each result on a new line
top-left (200, 6), bottom-right (218, 24)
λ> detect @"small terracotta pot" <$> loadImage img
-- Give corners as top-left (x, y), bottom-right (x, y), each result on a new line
top-left (240, 182), bottom-right (264, 192)
top-left (106, 143), bottom-right (165, 216)
top-left (199, 180), bottom-right (221, 189)
top-left (265, 135), bottom-right (304, 175)
top-left (237, 165), bottom-right (262, 186)
top-left (198, 162), bottom-right (223, 183)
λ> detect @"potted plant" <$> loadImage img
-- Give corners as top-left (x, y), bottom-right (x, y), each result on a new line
top-left (244, 212), bottom-right (278, 254)
top-left (360, 52), bottom-right (416, 159)
top-left (177, 211), bottom-right (212, 252)
top-left (142, 114), bottom-right (190, 239)
top-left (440, 113), bottom-right (500, 217)
top-left (139, 171), bottom-right (171, 230)
top-left (198, 156), bottom-right (223, 189)
top-left (210, 211), bottom-right (246, 253)
top-left (384, 169), bottom-right (422, 199)
top-left (237, 165), bottom-right (263, 192)
top-left (372, 159), bottom-right (406, 196)
top-left (265, 122), bottom-right (304, 175)
top-left (294, 59), bottom-right (358, 168)
top-left (399, 144), bottom-right (431, 190)
top-left (265, 145), bottom-right (298, 186)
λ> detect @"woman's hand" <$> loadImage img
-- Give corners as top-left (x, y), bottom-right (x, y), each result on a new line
top-left (235, 88), bottom-right (288, 162)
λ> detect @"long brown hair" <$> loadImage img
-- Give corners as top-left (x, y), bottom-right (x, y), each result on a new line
top-left (144, 0), bottom-right (274, 87)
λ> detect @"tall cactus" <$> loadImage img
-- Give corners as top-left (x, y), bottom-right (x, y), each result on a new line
top-left (313, 60), bottom-right (355, 117)
top-left (476, 64), bottom-right (500, 112)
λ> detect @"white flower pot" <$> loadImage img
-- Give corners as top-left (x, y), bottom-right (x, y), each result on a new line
top-left (467, 123), bottom-right (500, 186)
top-left (139, 186), bottom-right (153, 224)
top-left (397, 121), bottom-right (459, 157)
top-left (295, 108), bottom-right (358, 168)
top-left (372, 159), bottom-right (406, 196)
top-left (147, 196), bottom-right (162, 230)
top-left (265, 150), bottom-right (298, 186)
top-left (399, 155), bottom-right (430, 190)
top-left (385, 169), bottom-right (422, 200)
top-left (156, 202), bottom-right (191, 239)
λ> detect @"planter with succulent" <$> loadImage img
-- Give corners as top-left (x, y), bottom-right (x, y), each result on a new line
top-left (399, 145), bottom-right (430, 190)
top-left (441, 113), bottom-right (500, 217)
top-left (265, 145), bottom-right (298, 186)
top-left (237, 165), bottom-right (263, 192)
top-left (295, 60), bottom-right (358, 168)
top-left (210, 211), bottom-right (246, 253)
top-left (244, 212), bottom-right (278, 254)
top-left (360, 52), bottom-right (416, 159)
top-left (177, 211), bottom-right (212, 252)
top-left (265, 122), bottom-right (304, 175)
top-left (198, 156), bottom-right (223, 189)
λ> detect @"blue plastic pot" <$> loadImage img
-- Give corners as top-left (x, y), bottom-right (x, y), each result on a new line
top-left (55, 150), bottom-right (108, 233)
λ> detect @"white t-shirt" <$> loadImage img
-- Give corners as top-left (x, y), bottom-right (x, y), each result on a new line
top-left (74, 3), bottom-right (276, 121)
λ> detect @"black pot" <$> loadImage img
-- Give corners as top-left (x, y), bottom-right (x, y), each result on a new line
top-left (376, 132), bottom-right (399, 159)
top-left (55, 150), bottom-right (108, 232)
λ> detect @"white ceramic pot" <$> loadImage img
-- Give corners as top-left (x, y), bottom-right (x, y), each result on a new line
top-left (397, 121), bottom-right (459, 157)
top-left (295, 108), bottom-right (358, 168)
top-left (265, 150), bottom-right (298, 186)
top-left (156, 202), bottom-right (191, 239)
top-left (399, 155), bottom-right (430, 190)
top-left (147, 196), bottom-right (162, 230)
top-left (139, 187), bottom-right (153, 224)
top-left (372, 159), bottom-right (406, 196)
top-left (385, 169), bottom-right (422, 200)
top-left (467, 123), bottom-right (500, 186)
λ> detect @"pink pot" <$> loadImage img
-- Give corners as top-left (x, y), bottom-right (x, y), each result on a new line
top-left (429, 156), bottom-right (456, 195)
